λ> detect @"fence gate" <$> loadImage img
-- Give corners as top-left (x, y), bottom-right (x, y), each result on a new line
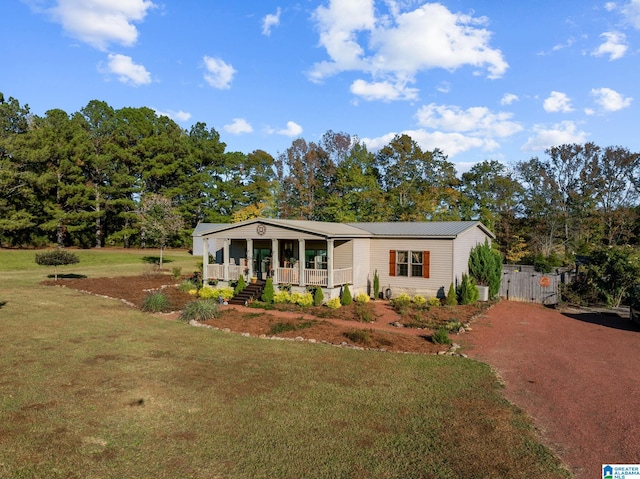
top-left (499, 269), bottom-right (560, 304)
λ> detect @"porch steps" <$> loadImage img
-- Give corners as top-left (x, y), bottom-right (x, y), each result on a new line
top-left (229, 280), bottom-right (266, 305)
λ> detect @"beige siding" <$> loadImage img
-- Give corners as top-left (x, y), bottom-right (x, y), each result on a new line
top-left (351, 238), bottom-right (370, 293)
top-left (452, 227), bottom-right (490, 284)
top-left (370, 238), bottom-right (453, 298)
top-left (333, 240), bottom-right (352, 269)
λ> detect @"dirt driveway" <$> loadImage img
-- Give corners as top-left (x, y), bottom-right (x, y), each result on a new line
top-left (462, 301), bottom-right (640, 479)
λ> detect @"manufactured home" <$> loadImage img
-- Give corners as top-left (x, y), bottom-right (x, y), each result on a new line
top-left (193, 218), bottom-right (494, 300)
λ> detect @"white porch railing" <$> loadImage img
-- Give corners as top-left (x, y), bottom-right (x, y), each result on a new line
top-left (333, 268), bottom-right (352, 286)
top-left (208, 264), bottom-right (352, 288)
top-left (276, 267), bottom-right (299, 285)
top-left (207, 264), bottom-right (242, 281)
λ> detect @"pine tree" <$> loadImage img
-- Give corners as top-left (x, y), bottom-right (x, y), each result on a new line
top-left (261, 278), bottom-right (274, 303)
top-left (341, 283), bottom-right (352, 306)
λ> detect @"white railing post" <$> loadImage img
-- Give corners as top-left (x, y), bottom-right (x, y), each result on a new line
top-left (223, 239), bottom-right (230, 281)
top-left (298, 238), bottom-right (305, 287)
top-left (327, 238), bottom-right (334, 289)
top-left (202, 237), bottom-right (209, 284)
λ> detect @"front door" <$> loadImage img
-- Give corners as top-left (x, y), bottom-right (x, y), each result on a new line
top-left (253, 247), bottom-right (272, 280)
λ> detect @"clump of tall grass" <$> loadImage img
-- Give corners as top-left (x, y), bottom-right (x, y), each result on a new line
top-left (141, 291), bottom-right (170, 312)
top-left (179, 299), bottom-right (219, 322)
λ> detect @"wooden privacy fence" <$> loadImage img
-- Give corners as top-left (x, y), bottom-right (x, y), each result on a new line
top-left (499, 269), bottom-right (561, 305)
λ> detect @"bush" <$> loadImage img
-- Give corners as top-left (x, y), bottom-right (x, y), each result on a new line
top-left (412, 295), bottom-right (426, 306)
top-left (354, 292), bottom-right (370, 303)
top-left (234, 275), bottom-right (246, 295)
top-left (354, 302), bottom-right (374, 322)
top-left (427, 297), bottom-right (441, 307)
top-left (326, 297), bottom-right (341, 309)
top-left (468, 240), bottom-right (502, 299)
top-left (141, 291), bottom-right (170, 313)
top-left (373, 269), bottom-right (380, 299)
top-left (35, 249), bottom-right (80, 280)
top-left (291, 291), bottom-right (313, 307)
top-left (431, 326), bottom-right (452, 345)
top-left (179, 299), bottom-right (219, 322)
top-left (261, 277), bottom-right (275, 303)
top-left (199, 287), bottom-right (234, 300)
top-left (457, 274), bottom-right (479, 305)
top-left (273, 291), bottom-right (291, 304)
top-left (313, 287), bottom-right (324, 306)
top-left (445, 282), bottom-right (458, 306)
top-left (179, 279), bottom-right (198, 292)
top-left (171, 267), bottom-right (182, 279)
top-left (341, 284), bottom-right (353, 306)
top-left (344, 329), bottom-right (372, 346)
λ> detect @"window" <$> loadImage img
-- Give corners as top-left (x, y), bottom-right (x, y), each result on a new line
top-left (396, 250), bottom-right (408, 276)
top-left (389, 250), bottom-right (430, 278)
top-left (305, 249), bottom-right (327, 269)
top-left (411, 251), bottom-right (423, 277)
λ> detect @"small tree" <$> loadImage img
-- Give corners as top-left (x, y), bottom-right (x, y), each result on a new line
top-left (445, 282), bottom-right (458, 306)
top-left (35, 249), bottom-right (80, 280)
top-left (468, 240), bottom-right (502, 299)
top-left (261, 277), bottom-right (274, 303)
top-left (588, 245), bottom-right (640, 307)
top-left (313, 286), bottom-right (324, 306)
top-left (138, 194), bottom-right (184, 269)
top-left (341, 283), bottom-right (353, 306)
top-left (373, 269), bottom-right (380, 300)
top-left (457, 273), bottom-right (479, 305)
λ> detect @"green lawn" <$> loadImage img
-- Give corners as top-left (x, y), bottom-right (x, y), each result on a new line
top-left (0, 248), bottom-right (570, 478)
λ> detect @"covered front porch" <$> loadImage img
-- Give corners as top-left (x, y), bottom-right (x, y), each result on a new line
top-left (202, 237), bottom-right (353, 290)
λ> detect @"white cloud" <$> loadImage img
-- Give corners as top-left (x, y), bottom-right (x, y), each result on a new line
top-left (592, 31), bottom-right (628, 60)
top-left (521, 121), bottom-right (588, 151)
top-left (103, 53), bottom-right (151, 86)
top-left (543, 91), bottom-right (573, 113)
top-left (37, 0), bottom-right (156, 50)
top-left (415, 103), bottom-right (522, 138)
top-left (203, 56), bottom-right (236, 89)
top-left (350, 79), bottom-right (418, 101)
top-left (605, 2), bottom-right (617, 12)
top-left (622, 0), bottom-right (640, 28)
top-left (362, 130), bottom-right (498, 159)
top-left (309, 1), bottom-right (507, 99)
top-left (591, 87), bottom-right (632, 111)
top-left (262, 7), bottom-right (281, 36)
top-left (277, 121), bottom-right (303, 137)
top-left (501, 93), bottom-right (519, 105)
top-left (224, 118), bottom-right (253, 134)
top-left (153, 108), bottom-right (191, 123)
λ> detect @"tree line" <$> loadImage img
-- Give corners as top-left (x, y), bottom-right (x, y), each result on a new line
top-left (2, 93), bottom-right (640, 269)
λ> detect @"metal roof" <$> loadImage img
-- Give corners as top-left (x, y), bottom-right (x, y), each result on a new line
top-left (193, 219), bottom-right (494, 239)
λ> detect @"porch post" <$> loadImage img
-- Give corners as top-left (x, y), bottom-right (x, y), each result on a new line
top-left (327, 238), bottom-right (334, 289)
top-left (298, 238), bottom-right (305, 287)
top-left (223, 238), bottom-right (230, 281)
top-left (271, 238), bottom-right (278, 283)
top-left (202, 237), bottom-right (209, 284)
top-left (246, 238), bottom-right (254, 279)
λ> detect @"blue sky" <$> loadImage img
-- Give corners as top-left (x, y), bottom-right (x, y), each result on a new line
top-left (3, 0), bottom-right (640, 171)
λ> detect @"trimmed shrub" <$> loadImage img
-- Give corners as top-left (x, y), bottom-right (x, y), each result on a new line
top-left (313, 287), bottom-right (324, 306)
top-left (291, 291), bottom-right (313, 307)
top-left (199, 287), bottom-right (234, 300)
top-left (427, 297), bottom-right (441, 307)
top-left (412, 294), bottom-right (426, 306)
top-left (340, 284), bottom-right (353, 306)
top-left (468, 239), bottom-right (502, 299)
top-left (35, 249), bottom-right (80, 280)
top-left (141, 291), bottom-right (170, 313)
top-left (445, 282), bottom-right (458, 305)
top-left (261, 277), bottom-right (275, 303)
top-left (273, 291), bottom-right (291, 304)
top-left (179, 299), bottom-right (218, 322)
top-left (326, 297), bottom-right (341, 309)
top-left (354, 293), bottom-right (370, 303)
top-left (234, 275), bottom-right (246, 295)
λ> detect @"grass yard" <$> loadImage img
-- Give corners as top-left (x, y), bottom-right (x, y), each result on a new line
top-left (0, 248), bottom-right (570, 478)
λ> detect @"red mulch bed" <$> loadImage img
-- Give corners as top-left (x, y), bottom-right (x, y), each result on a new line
top-left (42, 274), bottom-right (490, 354)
